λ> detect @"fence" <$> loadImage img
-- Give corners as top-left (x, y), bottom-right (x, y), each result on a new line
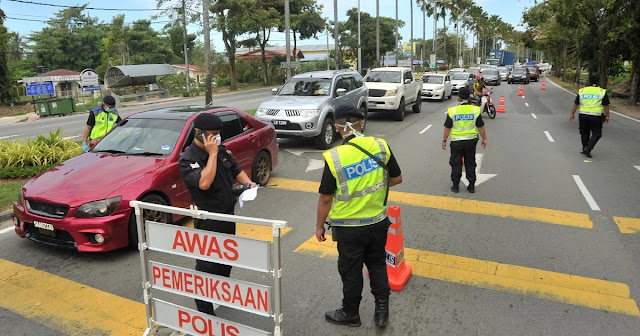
top-left (130, 201), bottom-right (286, 336)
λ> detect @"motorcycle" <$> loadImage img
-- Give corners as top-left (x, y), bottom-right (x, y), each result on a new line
top-left (476, 90), bottom-right (496, 119)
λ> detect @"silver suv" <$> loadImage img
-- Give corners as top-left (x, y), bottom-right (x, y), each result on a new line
top-left (255, 70), bottom-right (369, 149)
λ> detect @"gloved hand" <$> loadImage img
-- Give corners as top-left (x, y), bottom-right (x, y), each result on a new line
top-left (82, 142), bottom-right (89, 153)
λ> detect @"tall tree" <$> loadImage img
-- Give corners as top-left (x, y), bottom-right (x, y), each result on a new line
top-left (247, 0), bottom-right (281, 85)
top-left (290, 0), bottom-right (326, 64)
top-left (0, 7), bottom-right (17, 103)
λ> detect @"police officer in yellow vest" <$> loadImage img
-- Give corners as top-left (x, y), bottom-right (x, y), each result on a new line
top-left (82, 95), bottom-right (121, 152)
top-left (442, 86), bottom-right (487, 193)
top-left (570, 73), bottom-right (610, 158)
top-left (316, 104), bottom-right (403, 328)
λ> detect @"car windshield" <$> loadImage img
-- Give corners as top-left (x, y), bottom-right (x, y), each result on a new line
top-left (422, 75), bottom-right (444, 84)
top-left (92, 118), bottom-right (185, 156)
top-left (365, 71), bottom-right (401, 83)
top-left (278, 78), bottom-right (332, 96)
top-left (483, 70), bottom-right (499, 75)
top-left (527, 67), bottom-right (538, 72)
top-left (468, 68), bottom-right (481, 73)
top-left (452, 74), bottom-right (469, 80)
top-left (497, 68), bottom-right (507, 73)
top-left (513, 69), bottom-right (527, 74)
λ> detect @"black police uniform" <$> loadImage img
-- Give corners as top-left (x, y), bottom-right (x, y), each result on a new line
top-left (444, 103), bottom-right (485, 187)
top-left (178, 142), bottom-right (243, 315)
top-left (575, 87), bottom-right (610, 153)
top-left (319, 135), bottom-right (402, 319)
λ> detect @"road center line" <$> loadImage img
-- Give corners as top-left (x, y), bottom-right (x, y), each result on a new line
top-left (63, 135), bottom-right (80, 140)
top-left (543, 131), bottom-right (555, 142)
top-left (525, 102), bottom-right (529, 107)
top-left (269, 177), bottom-right (593, 228)
top-left (635, 165), bottom-right (640, 172)
top-left (295, 236), bottom-right (640, 317)
top-left (522, 96), bottom-right (525, 99)
top-left (531, 113), bottom-right (537, 119)
top-left (0, 134), bottom-right (19, 140)
top-left (572, 175), bottom-right (601, 211)
top-left (419, 124), bottom-right (432, 134)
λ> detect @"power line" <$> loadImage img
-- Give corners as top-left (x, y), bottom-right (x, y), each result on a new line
top-left (6, 0), bottom-right (176, 11)
top-left (5, 16), bottom-right (175, 25)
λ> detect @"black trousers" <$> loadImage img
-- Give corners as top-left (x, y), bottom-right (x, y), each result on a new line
top-left (193, 213), bottom-right (236, 315)
top-left (334, 219), bottom-right (391, 315)
top-left (579, 114), bottom-right (604, 152)
top-left (449, 139), bottom-right (478, 186)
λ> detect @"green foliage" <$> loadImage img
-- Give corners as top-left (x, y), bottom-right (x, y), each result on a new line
top-left (0, 9), bottom-right (18, 103)
top-left (216, 76), bottom-right (231, 87)
top-left (0, 129), bottom-right (82, 169)
top-left (0, 182), bottom-right (23, 211)
top-left (0, 165), bottom-right (53, 180)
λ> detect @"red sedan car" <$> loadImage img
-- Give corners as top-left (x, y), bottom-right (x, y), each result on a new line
top-left (12, 106), bottom-right (278, 252)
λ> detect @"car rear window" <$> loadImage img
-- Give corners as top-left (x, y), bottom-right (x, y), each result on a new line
top-left (483, 70), bottom-right (498, 75)
top-left (452, 73), bottom-right (469, 80)
top-left (93, 118), bottom-right (185, 156)
top-left (513, 69), bottom-right (526, 74)
top-left (422, 75), bottom-right (444, 84)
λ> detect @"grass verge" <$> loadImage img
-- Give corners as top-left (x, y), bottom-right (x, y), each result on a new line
top-left (0, 183), bottom-right (21, 212)
top-left (245, 108), bottom-right (257, 116)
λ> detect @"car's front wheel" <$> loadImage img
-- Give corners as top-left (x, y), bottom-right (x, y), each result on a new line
top-left (412, 94), bottom-right (422, 113)
top-left (394, 98), bottom-right (405, 121)
top-left (315, 117), bottom-right (335, 149)
top-left (128, 194), bottom-right (171, 249)
top-left (252, 150), bottom-right (271, 185)
top-left (360, 105), bottom-right (368, 131)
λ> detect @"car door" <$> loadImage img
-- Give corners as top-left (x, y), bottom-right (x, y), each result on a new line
top-left (333, 76), bottom-right (350, 106)
top-left (342, 75), bottom-right (360, 108)
top-left (444, 75), bottom-right (452, 96)
top-left (403, 70), bottom-right (417, 102)
top-left (218, 111), bottom-right (254, 172)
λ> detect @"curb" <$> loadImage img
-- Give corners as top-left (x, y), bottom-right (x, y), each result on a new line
top-left (0, 210), bottom-right (12, 222)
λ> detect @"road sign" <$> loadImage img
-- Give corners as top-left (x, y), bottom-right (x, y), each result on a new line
top-left (429, 54), bottom-right (436, 68)
top-left (280, 61), bottom-right (300, 68)
top-left (82, 86), bottom-right (101, 92)
top-left (146, 221), bottom-right (271, 272)
top-left (80, 69), bottom-right (99, 87)
top-left (26, 82), bottom-right (55, 96)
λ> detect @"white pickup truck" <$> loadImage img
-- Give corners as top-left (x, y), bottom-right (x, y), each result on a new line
top-left (364, 67), bottom-right (422, 121)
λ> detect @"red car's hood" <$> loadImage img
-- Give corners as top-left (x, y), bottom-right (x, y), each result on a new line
top-left (24, 153), bottom-right (166, 206)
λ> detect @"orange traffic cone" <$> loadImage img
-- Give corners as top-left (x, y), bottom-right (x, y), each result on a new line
top-left (496, 95), bottom-right (506, 113)
top-left (385, 206), bottom-right (412, 291)
top-left (540, 81), bottom-right (547, 90)
top-left (518, 85), bottom-right (525, 97)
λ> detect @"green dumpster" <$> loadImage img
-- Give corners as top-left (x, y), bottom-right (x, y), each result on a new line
top-left (35, 98), bottom-right (76, 117)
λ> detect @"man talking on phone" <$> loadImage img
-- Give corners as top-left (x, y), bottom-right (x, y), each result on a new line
top-left (178, 113), bottom-right (256, 316)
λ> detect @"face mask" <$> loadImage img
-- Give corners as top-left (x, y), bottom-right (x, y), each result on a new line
top-left (336, 121), bottom-right (364, 138)
top-left (214, 134), bottom-right (222, 144)
top-left (104, 107), bottom-right (115, 113)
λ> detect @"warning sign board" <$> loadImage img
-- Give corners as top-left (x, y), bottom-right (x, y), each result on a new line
top-left (146, 221), bottom-right (271, 272)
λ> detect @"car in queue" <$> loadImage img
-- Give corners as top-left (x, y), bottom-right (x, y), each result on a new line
top-left (508, 67), bottom-right (530, 84)
top-left (364, 67), bottom-right (422, 121)
top-left (421, 73), bottom-right (452, 101)
top-left (527, 66), bottom-right (540, 82)
top-left (497, 67), bottom-right (509, 81)
top-left (482, 69), bottom-right (501, 86)
top-left (255, 69), bottom-right (368, 149)
top-left (450, 72), bottom-right (476, 94)
top-left (12, 106), bottom-right (278, 252)
top-left (467, 67), bottom-right (482, 74)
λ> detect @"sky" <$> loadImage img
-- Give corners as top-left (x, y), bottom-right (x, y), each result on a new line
top-left (1, 0), bottom-right (537, 52)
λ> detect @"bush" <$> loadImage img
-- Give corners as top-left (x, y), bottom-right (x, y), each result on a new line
top-left (0, 129), bottom-right (82, 170)
top-left (0, 165), bottom-right (53, 179)
top-left (216, 76), bottom-right (231, 87)
top-left (181, 90), bottom-right (190, 97)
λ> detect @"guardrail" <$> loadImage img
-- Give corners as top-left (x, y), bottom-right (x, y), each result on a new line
top-left (130, 201), bottom-right (287, 336)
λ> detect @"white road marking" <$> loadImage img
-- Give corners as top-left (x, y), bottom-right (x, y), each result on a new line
top-left (531, 113), bottom-right (537, 119)
top-left (572, 175), bottom-right (601, 211)
top-left (460, 153), bottom-right (498, 187)
top-left (543, 74), bottom-right (640, 124)
top-left (40, 121), bottom-right (83, 128)
top-left (283, 148), bottom-right (325, 156)
top-left (522, 96), bottom-right (525, 99)
top-left (0, 134), bottom-right (19, 140)
top-left (525, 103), bottom-right (529, 107)
top-left (635, 165), bottom-right (640, 172)
top-left (63, 135), bottom-right (80, 140)
top-left (543, 131), bottom-right (555, 142)
top-left (0, 227), bottom-right (14, 235)
top-left (419, 124), bottom-right (432, 134)
top-left (305, 159), bottom-right (325, 172)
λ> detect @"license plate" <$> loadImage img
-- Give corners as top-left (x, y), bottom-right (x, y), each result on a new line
top-left (33, 220), bottom-right (54, 231)
top-left (368, 102), bottom-right (376, 107)
top-left (272, 120), bottom-right (288, 126)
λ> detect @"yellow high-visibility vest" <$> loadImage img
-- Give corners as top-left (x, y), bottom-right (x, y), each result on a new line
top-left (578, 86), bottom-right (605, 116)
top-left (448, 104), bottom-right (480, 141)
top-left (90, 107), bottom-right (118, 140)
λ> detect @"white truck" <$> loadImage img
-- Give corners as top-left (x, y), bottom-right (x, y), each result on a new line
top-left (364, 67), bottom-right (422, 121)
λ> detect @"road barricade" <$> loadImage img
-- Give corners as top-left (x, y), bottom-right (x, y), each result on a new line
top-left (130, 201), bottom-right (287, 336)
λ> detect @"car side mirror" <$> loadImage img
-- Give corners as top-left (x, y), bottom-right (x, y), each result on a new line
top-left (404, 78), bottom-right (412, 84)
top-left (272, 87), bottom-right (279, 95)
top-left (336, 88), bottom-right (347, 97)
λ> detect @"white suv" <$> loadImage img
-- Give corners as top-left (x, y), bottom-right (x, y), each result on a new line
top-left (364, 67), bottom-right (422, 121)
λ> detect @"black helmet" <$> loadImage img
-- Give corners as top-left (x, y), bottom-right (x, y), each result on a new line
top-left (458, 87), bottom-right (471, 99)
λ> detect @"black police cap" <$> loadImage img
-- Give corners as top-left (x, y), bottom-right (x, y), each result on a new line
top-left (335, 104), bottom-right (364, 120)
top-left (103, 95), bottom-right (116, 106)
top-left (193, 113), bottom-right (222, 130)
top-left (458, 86), bottom-right (471, 99)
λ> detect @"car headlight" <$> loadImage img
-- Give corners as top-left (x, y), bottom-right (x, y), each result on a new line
top-left (435, 85), bottom-right (444, 90)
top-left (75, 196), bottom-right (122, 218)
top-left (17, 187), bottom-right (24, 206)
top-left (300, 109), bottom-right (320, 118)
top-left (256, 108), bottom-right (267, 116)
top-left (385, 89), bottom-right (398, 96)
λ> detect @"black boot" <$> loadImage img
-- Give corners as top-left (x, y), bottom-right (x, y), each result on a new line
top-left (374, 298), bottom-right (389, 328)
top-left (467, 183), bottom-right (475, 193)
top-left (325, 308), bottom-right (361, 327)
top-left (451, 184), bottom-right (460, 193)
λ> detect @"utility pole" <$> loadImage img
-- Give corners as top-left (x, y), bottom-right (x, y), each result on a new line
top-left (326, 23), bottom-right (330, 70)
top-left (285, 0), bottom-right (292, 79)
top-left (334, 0), bottom-right (339, 70)
top-left (422, 6), bottom-right (426, 67)
top-left (358, 0), bottom-right (361, 74)
top-left (203, 0), bottom-right (212, 104)
top-left (395, 0), bottom-right (398, 67)
top-left (182, 0), bottom-right (190, 92)
top-left (410, 0), bottom-right (413, 70)
top-left (376, 0), bottom-right (380, 66)
top-left (432, 0), bottom-right (438, 73)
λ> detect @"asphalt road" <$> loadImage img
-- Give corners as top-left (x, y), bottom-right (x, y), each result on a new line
top-left (0, 88), bottom-right (274, 141)
top-left (1, 75), bottom-right (640, 335)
